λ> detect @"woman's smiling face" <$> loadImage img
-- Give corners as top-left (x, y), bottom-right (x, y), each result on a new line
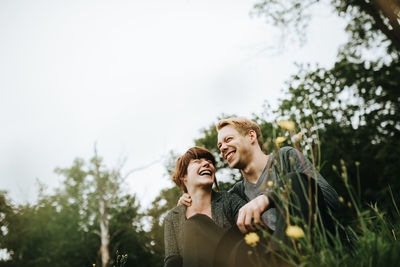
top-left (183, 158), bottom-right (215, 190)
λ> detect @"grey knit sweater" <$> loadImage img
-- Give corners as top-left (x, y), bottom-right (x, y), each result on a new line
top-left (163, 190), bottom-right (245, 265)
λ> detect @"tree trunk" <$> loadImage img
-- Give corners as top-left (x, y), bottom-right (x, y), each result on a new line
top-left (94, 154), bottom-right (111, 267)
top-left (99, 199), bottom-right (110, 267)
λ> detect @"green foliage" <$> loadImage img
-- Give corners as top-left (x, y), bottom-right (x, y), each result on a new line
top-left (1, 2), bottom-right (399, 266)
top-left (252, 0), bottom-right (400, 213)
top-left (146, 187), bottom-right (181, 267)
top-left (253, 0), bottom-right (400, 53)
top-left (248, 156), bottom-right (400, 267)
top-left (275, 57), bottom-right (400, 211)
top-left (0, 154), bottom-right (155, 267)
top-left (113, 250), bottom-right (128, 267)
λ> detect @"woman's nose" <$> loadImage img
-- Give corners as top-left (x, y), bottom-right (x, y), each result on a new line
top-left (201, 160), bottom-right (210, 167)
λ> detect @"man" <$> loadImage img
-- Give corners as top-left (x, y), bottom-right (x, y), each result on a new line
top-left (180, 117), bottom-right (339, 239)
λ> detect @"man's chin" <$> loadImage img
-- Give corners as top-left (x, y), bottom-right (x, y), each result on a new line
top-left (228, 160), bottom-right (238, 169)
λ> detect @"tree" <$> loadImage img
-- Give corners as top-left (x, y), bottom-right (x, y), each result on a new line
top-left (253, 0), bottom-right (400, 53)
top-left (146, 186), bottom-right (181, 267)
top-left (252, 0), bottom-right (400, 211)
top-left (0, 152), bottom-right (155, 267)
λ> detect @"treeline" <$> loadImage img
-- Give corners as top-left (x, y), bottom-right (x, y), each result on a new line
top-left (0, 153), bottom-right (156, 267)
top-left (1, 0), bottom-right (400, 266)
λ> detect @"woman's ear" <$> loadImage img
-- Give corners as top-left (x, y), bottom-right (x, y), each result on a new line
top-left (180, 175), bottom-right (187, 184)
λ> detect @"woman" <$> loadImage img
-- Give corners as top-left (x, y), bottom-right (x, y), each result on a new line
top-left (163, 146), bottom-right (246, 267)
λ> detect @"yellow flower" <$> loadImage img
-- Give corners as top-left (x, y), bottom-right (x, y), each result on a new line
top-left (278, 120), bottom-right (295, 131)
top-left (244, 232), bottom-right (260, 247)
top-left (285, 225), bottom-right (305, 239)
top-left (338, 196), bottom-right (344, 203)
top-left (267, 181), bottom-right (274, 187)
top-left (275, 137), bottom-right (286, 145)
top-left (355, 161), bottom-right (360, 166)
top-left (92, 264), bottom-right (96, 267)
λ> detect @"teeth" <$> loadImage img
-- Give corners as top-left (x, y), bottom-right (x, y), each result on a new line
top-left (200, 170), bottom-right (211, 176)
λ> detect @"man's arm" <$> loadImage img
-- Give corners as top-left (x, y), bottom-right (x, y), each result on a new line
top-left (283, 147), bottom-right (339, 211)
top-left (226, 191), bottom-right (247, 224)
top-left (236, 194), bottom-right (269, 233)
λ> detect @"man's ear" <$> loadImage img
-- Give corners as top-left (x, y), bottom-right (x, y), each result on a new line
top-left (248, 130), bottom-right (257, 144)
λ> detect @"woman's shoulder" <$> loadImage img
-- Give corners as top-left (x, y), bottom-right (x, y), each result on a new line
top-left (212, 190), bottom-right (231, 200)
top-left (214, 190), bottom-right (245, 203)
top-left (165, 205), bottom-right (186, 221)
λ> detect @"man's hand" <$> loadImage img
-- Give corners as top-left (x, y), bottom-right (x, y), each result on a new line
top-left (237, 195), bottom-right (269, 233)
top-left (177, 193), bottom-right (192, 207)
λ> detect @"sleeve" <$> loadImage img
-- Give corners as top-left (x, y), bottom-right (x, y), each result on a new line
top-left (286, 147), bottom-right (318, 178)
top-left (228, 181), bottom-right (247, 202)
top-left (226, 191), bottom-right (247, 224)
top-left (281, 147), bottom-right (339, 211)
top-left (262, 147), bottom-right (317, 209)
top-left (164, 213), bottom-right (182, 267)
top-left (262, 190), bottom-right (278, 209)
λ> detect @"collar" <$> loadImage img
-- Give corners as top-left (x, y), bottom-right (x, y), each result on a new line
top-left (211, 190), bottom-right (222, 202)
top-left (171, 190), bottom-right (221, 214)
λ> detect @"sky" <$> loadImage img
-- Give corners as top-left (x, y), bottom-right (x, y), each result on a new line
top-left (0, 0), bottom-right (347, 210)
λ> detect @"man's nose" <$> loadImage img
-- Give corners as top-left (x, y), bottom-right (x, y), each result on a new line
top-left (220, 143), bottom-right (228, 152)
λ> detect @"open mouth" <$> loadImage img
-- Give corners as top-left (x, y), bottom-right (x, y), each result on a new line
top-left (199, 170), bottom-right (212, 176)
top-left (225, 151), bottom-right (235, 162)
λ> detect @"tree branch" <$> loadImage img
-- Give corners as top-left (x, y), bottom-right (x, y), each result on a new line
top-left (356, 0), bottom-right (400, 50)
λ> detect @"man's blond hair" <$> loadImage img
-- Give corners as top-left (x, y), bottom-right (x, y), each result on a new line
top-left (217, 117), bottom-right (263, 149)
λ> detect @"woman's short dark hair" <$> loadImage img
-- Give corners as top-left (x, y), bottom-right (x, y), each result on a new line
top-left (172, 146), bottom-right (219, 193)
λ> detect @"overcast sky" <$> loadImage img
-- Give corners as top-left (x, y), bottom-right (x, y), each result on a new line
top-left (0, 0), bottom-right (347, 209)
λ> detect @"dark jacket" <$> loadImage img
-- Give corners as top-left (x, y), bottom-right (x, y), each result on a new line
top-left (229, 146), bottom-right (339, 212)
top-left (163, 190), bottom-right (245, 266)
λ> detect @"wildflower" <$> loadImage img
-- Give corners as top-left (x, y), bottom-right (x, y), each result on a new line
top-left (338, 196), bottom-right (344, 203)
top-left (347, 201), bottom-right (352, 208)
top-left (285, 225), bottom-right (305, 239)
top-left (291, 132), bottom-right (302, 143)
top-left (275, 137), bottom-right (286, 145)
top-left (278, 120), bottom-right (295, 131)
top-left (92, 264), bottom-right (96, 267)
top-left (332, 165), bottom-right (337, 172)
top-left (355, 161), bottom-right (360, 166)
top-left (244, 232), bottom-right (260, 247)
top-left (267, 181), bottom-right (274, 187)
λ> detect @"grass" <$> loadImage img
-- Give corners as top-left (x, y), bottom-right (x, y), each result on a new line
top-left (246, 120), bottom-right (400, 266)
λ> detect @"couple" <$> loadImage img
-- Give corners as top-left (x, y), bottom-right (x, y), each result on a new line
top-left (164, 117), bottom-right (339, 267)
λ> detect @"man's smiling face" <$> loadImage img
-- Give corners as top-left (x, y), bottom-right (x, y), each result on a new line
top-left (217, 125), bottom-right (251, 169)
